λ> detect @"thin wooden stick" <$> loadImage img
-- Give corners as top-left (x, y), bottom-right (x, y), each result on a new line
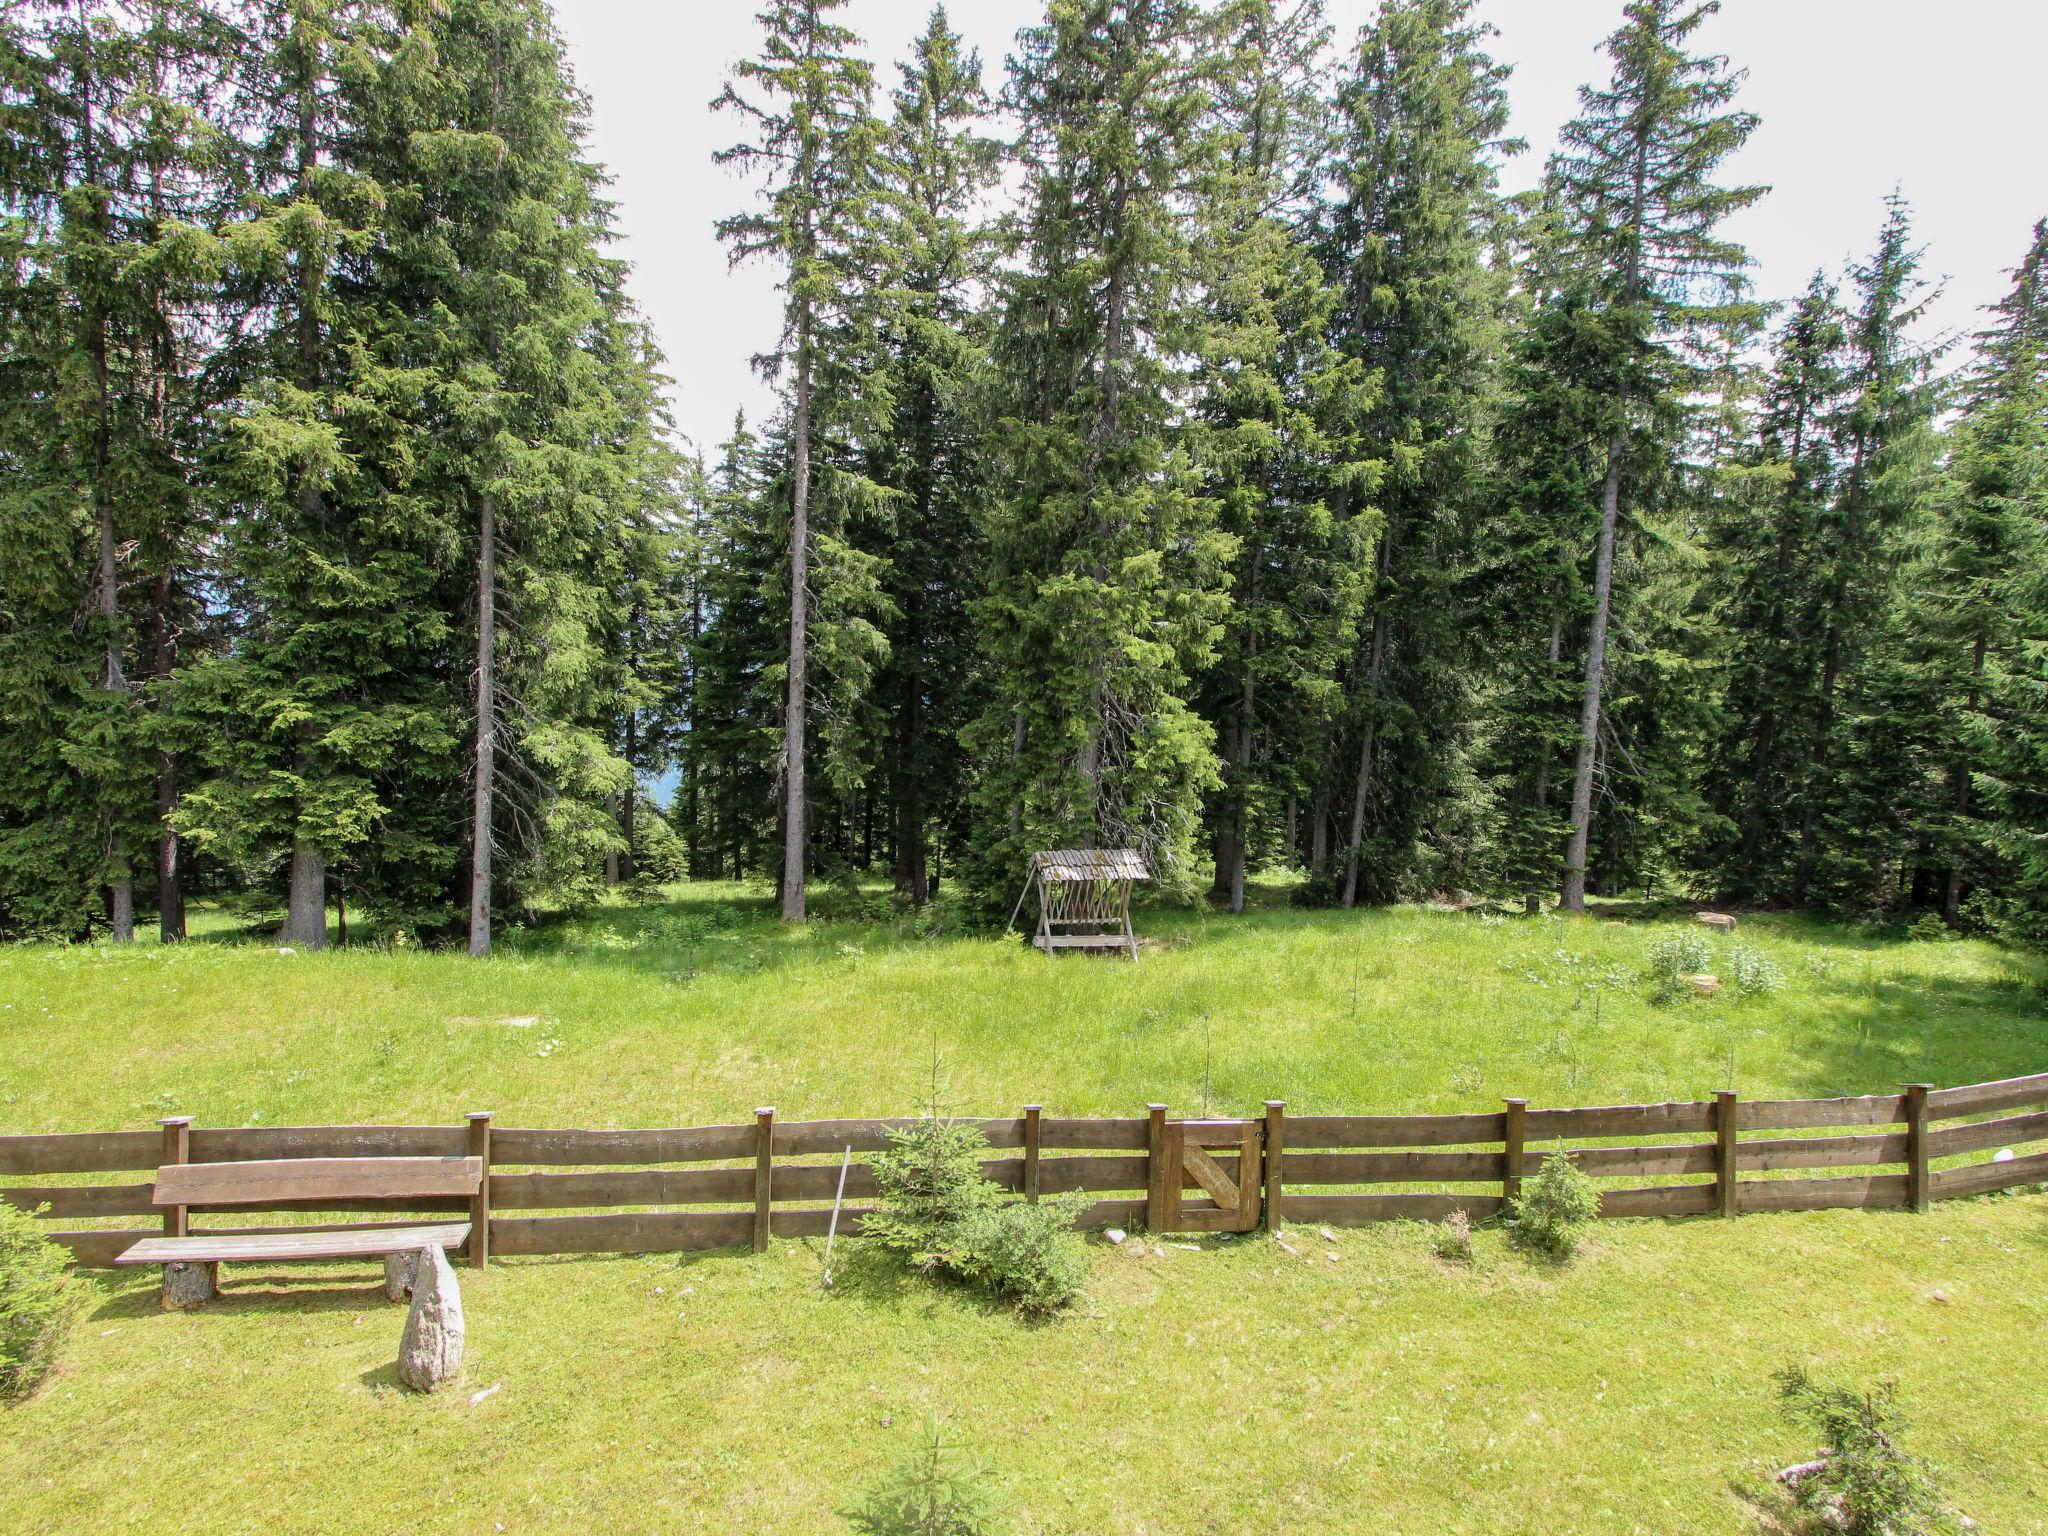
top-left (821, 1144), bottom-right (852, 1287)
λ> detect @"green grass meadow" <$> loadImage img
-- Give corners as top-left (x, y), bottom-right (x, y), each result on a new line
top-left (3, 885), bottom-right (2046, 1533)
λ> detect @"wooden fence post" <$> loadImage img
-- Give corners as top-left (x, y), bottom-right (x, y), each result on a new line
top-left (158, 1115), bottom-right (193, 1238)
top-left (753, 1107), bottom-right (775, 1254)
top-left (1263, 1100), bottom-right (1285, 1232)
top-left (1501, 1099), bottom-right (1527, 1207)
top-left (1715, 1090), bottom-right (1739, 1218)
top-left (1904, 1083), bottom-right (1932, 1212)
top-left (1145, 1104), bottom-right (1168, 1232)
top-left (466, 1111), bottom-right (492, 1269)
top-left (1022, 1104), bottom-right (1042, 1203)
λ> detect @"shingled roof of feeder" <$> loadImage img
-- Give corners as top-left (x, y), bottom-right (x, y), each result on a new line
top-left (1029, 849), bottom-right (1149, 881)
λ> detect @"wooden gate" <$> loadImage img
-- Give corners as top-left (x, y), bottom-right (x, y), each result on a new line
top-left (1153, 1118), bottom-right (1262, 1233)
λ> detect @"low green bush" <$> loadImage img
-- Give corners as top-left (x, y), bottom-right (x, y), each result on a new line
top-left (1646, 932), bottom-right (1717, 1002)
top-left (1509, 1148), bottom-right (1600, 1260)
top-left (1, 1200), bottom-right (78, 1402)
top-left (1728, 944), bottom-right (1784, 996)
top-left (864, 1119), bottom-right (1090, 1316)
top-left (953, 1195), bottom-right (1091, 1318)
top-left (1774, 1366), bottom-right (1960, 1535)
top-left (845, 1415), bottom-right (1009, 1536)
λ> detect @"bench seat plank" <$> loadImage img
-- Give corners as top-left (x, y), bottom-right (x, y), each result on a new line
top-left (153, 1156), bottom-right (482, 1208)
top-left (114, 1222), bottom-right (471, 1266)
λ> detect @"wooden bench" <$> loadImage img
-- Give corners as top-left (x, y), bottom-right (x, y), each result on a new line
top-left (114, 1156), bottom-right (483, 1307)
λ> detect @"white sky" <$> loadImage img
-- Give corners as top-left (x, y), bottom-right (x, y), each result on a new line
top-left (555, 0), bottom-right (2048, 456)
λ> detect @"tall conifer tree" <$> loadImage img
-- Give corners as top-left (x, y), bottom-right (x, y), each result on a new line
top-left (715, 0), bottom-right (878, 922)
top-left (1541, 0), bottom-right (1762, 911)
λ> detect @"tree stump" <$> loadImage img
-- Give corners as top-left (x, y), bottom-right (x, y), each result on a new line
top-left (161, 1259), bottom-right (217, 1310)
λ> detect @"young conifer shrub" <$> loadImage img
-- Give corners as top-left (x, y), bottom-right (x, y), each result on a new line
top-left (864, 1120), bottom-right (1091, 1316)
top-left (845, 1415), bottom-right (1010, 1536)
top-left (1, 1201), bottom-right (78, 1401)
top-left (1509, 1148), bottom-right (1600, 1259)
top-left (863, 1119), bottom-right (1000, 1274)
top-left (1774, 1367), bottom-right (1961, 1535)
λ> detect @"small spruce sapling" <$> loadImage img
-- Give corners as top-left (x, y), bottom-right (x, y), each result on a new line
top-left (1509, 1147), bottom-right (1600, 1259)
top-left (1774, 1366), bottom-right (1960, 1536)
top-left (845, 1414), bottom-right (1010, 1536)
top-left (863, 1117), bottom-right (1000, 1274)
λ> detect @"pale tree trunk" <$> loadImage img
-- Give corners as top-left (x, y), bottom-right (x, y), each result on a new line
top-left (276, 35), bottom-right (326, 952)
top-left (83, 48), bottom-right (131, 942)
top-left (1342, 531), bottom-right (1396, 909)
top-left (469, 492), bottom-right (496, 956)
top-left (1561, 434), bottom-right (1623, 912)
top-left (781, 321), bottom-right (812, 923)
top-left (1562, 129), bottom-right (1647, 916)
top-left (154, 564), bottom-right (184, 941)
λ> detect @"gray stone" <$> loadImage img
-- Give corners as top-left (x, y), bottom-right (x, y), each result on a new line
top-left (396, 1245), bottom-right (464, 1392)
top-left (384, 1249), bottom-right (419, 1302)
top-left (161, 1259), bottom-right (217, 1310)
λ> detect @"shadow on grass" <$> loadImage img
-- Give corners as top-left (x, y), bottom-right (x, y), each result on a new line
top-left (1765, 966), bottom-right (2048, 1098)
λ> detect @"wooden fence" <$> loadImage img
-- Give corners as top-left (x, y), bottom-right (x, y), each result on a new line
top-left (5, 1069), bottom-right (2048, 1268)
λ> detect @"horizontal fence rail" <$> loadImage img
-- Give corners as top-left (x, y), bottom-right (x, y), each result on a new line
top-left (6, 1071), bottom-right (2048, 1268)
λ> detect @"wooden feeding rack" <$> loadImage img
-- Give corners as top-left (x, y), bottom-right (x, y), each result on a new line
top-left (1012, 848), bottom-right (1149, 960)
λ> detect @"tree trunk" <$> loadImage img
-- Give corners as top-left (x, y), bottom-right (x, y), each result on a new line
top-left (781, 320), bottom-right (812, 922)
top-left (892, 671), bottom-right (927, 904)
top-left (283, 837), bottom-right (326, 948)
top-left (621, 706), bottom-right (638, 883)
top-left (1943, 632), bottom-right (1988, 928)
top-left (469, 492), bottom-right (496, 957)
top-left (1527, 602), bottom-right (1564, 914)
top-left (1561, 433), bottom-right (1624, 913)
top-left (99, 502), bottom-right (133, 943)
top-left (156, 757), bottom-right (183, 942)
top-left (1342, 533), bottom-right (1396, 909)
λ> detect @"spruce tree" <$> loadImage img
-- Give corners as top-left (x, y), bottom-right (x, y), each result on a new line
top-left (861, 7), bottom-right (1000, 904)
top-left (715, 0), bottom-right (879, 922)
top-left (975, 0), bottom-right (1230, 894)
top-left (1921, 220), bottom-right (2047, 931)
top-left (1787, 198), bottom-right (1941, 908)
top-left (1541, 0), bottom-right (1763, 911)
top-left (1192, 0), bottom-right (1374, 913)
top-left (1317, 0), bottom-right (1513, 907)
top-left (1702, 273), bottom-right (1846, 900)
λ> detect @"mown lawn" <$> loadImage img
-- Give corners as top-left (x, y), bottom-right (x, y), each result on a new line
top-left (2, 886), bottom-right (2046, 1534)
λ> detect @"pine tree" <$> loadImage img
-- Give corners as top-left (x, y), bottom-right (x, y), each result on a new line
top-left (1541, 0), bottom-right (1763, 911)
top-left (861, 6), bottom-right (1000, 904)
top-left (1787, 197), bottom-right (1941, 909)
top-left (1702, 273), bottom-right (1846, 900)
top-left (1191, 0), bottom-right (1373, 914)
top-left (178, 0), bottom-right (459, 948)
top-left (1924, 220), bottom-right (2047, 932)
top-left (974, 0), bottom-right (1231, 895)
top-left (1317, 0), bottom-right (1513, 907)
top-left (715, 0), bottom-right (879, 922)
top-left (0, 1), bottom-right (235, 941)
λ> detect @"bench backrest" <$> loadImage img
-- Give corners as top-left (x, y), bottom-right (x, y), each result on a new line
top-left (152, 1155), bottom-right (483, 1208)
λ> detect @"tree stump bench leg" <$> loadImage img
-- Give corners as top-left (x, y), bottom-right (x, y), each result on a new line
top-left (162, 1259), bottom-right (217, 1310)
